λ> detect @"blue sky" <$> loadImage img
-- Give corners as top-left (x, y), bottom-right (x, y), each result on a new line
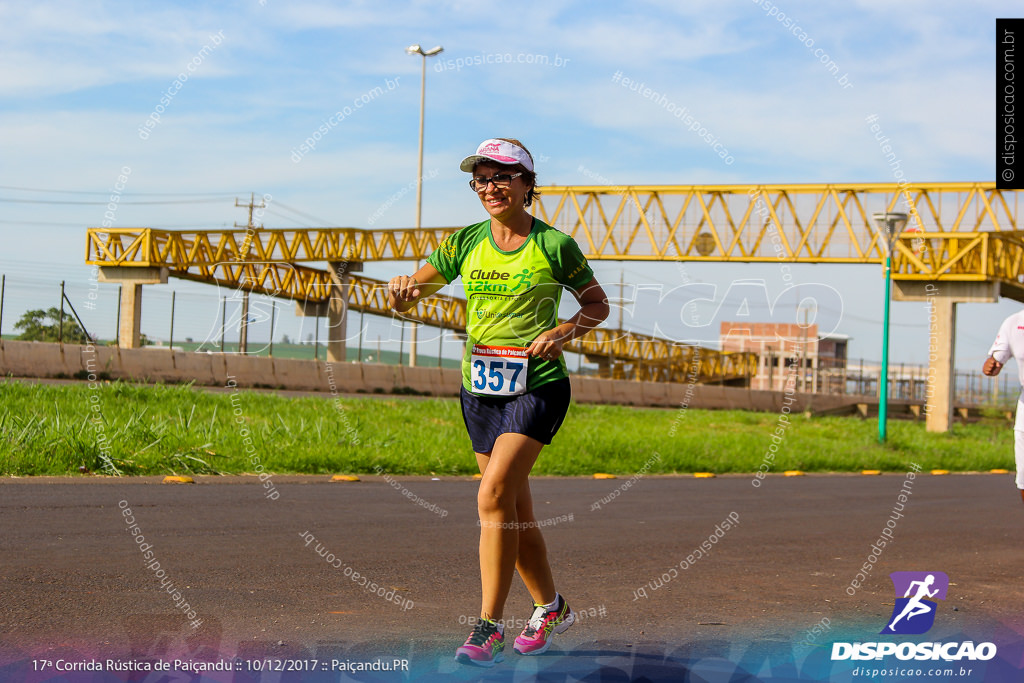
top-left (0, 0), bottom-right (1016, 369)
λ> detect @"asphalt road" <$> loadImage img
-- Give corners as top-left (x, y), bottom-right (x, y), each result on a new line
top-left (1, 473), bottom-right (1022, 682)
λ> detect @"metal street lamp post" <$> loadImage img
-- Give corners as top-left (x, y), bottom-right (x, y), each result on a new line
top-left (405, 44), bottom-right (443, 368)
top-left (872, 211), bottom-right (909, 443)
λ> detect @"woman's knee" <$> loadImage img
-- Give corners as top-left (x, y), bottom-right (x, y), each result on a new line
top-left (478, 484), bottom-right (516, 515)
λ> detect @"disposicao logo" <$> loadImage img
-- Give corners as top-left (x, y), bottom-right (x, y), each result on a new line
top-left (831, 571), bottom-right (997, 662)
top-left (881, 571), bottom-right (948, 635)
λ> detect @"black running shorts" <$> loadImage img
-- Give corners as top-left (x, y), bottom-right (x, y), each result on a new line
top-left (459, 378), bottom-right (572, 454)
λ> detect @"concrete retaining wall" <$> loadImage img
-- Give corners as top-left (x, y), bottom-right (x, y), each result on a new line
top-left (0, 339), bottom-right (880, 413)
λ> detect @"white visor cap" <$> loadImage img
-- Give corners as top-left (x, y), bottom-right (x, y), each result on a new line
top-left (460, 139), bottom-right (534, 173)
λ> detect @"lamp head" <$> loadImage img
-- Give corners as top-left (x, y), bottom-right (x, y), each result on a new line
top-left (406, 45), bottom-right (443, 57)
top-left (871, 212), bottom-right (909, 238)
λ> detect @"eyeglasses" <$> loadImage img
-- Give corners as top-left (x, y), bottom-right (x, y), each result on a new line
top-left (469, 172), bottom-right (523, 192)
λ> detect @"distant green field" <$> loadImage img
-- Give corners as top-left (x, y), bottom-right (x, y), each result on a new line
top-left (0, 380), bottom-right (1014, 477)
top-left (169, 341), bottom-right (465, 367)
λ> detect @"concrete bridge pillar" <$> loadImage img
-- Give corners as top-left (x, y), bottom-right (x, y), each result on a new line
top-left (893, 281), bottom-right (999, 432)
top-left (97, 266), bottom-right (168, 348)
top-left (294, 262), bottom-right (362, 363)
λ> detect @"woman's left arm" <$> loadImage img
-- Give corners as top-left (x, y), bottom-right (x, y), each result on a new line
top-left (526, 278), bottom-right (610, 360)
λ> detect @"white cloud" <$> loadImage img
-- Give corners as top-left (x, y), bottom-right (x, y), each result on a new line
top-left (0, 2), bottom-right (237, 96)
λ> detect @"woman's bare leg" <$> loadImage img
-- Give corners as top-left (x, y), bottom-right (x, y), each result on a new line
top-left (474, 433), bottom-right (544, 621)
top-left (513, 478), bottom-right (556, 605)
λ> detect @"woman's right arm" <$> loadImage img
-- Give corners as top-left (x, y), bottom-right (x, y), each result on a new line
top-left (387, 263), bottom-right (448, 313)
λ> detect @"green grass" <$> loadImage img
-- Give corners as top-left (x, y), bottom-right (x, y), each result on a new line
top-left (0, 380), bottom-right (1014, 476)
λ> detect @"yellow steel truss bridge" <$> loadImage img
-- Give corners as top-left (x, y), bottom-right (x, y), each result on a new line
top-left (85, 182), bottom-right (1023, 392)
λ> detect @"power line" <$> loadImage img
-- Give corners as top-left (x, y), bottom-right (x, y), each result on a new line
top-left (272, 200), bottom-right (343, 227)
top-left (0, 185), bottom-right (244, 196)
top-left (0, 197), bottom-right (230, 206)
top-left (0, 219), bottom-right (226, 228)
top-left (262, 207), bottom-right (315, 227)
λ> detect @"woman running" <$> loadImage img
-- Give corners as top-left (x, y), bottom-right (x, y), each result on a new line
top-left (387, 138), bottom-right (609, 668)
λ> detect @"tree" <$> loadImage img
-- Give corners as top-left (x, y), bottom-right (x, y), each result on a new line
top-left (15, 307), bottom-right (90, 344)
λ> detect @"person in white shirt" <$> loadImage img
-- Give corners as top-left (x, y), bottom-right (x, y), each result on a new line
top-left (982, 309), bottom-right (1024, 504)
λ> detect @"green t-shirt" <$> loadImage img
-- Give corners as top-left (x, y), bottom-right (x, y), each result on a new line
top-left (427, 217), bottom-right (594, 393)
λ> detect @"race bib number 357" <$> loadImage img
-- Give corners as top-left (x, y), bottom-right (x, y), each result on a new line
top-left (470, 344), bottom-right (529, 396)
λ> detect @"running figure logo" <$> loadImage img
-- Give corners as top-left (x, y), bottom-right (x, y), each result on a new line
top-left (509, 267), bottom-right (535, 292)
top-left (880, 571), bottom-right (949, 635)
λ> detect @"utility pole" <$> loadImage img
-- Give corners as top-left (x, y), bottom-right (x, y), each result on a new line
top-left (234, 193), bottom-right (266, 355)
top-left (235, 192), bottom-right (266, 256)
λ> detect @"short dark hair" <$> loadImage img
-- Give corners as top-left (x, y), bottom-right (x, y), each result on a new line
top-left (474, 137), bottom-right (540, 207)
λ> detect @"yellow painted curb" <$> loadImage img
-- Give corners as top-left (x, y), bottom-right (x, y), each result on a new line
top-left (930, 469), bottom-right (950, 476)
top-left (861, 470), bottom-right (882, 475)
top-left (593, 473), bottom-right (617, 479)
top-left (331, 475), bottom-right (360, 482)
top-left (990, 469), bottom-right (1011, 474)
top-left (162, 476), bottom-right (194, 484)
top-left (783, 470), bottom-right (806, 477)
top-left (694, 472), bottom-right (716, 478)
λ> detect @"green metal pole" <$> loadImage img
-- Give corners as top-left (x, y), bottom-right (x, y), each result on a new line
top-left (357, 306), bottom-right (364, 363)
top-left (60, 280), bottom-right (65, 344)
top-left (269, 302), bottom-right (276, 357)
top-left (169, 290), bottom-right (175, 351)
top-left (879, 254), bottom-right (892, 443)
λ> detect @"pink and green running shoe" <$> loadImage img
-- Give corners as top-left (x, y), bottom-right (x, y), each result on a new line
top-left (455, 618), bottom-right (504, 667)
top-left (513, 595), bottom-right (575, 655)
